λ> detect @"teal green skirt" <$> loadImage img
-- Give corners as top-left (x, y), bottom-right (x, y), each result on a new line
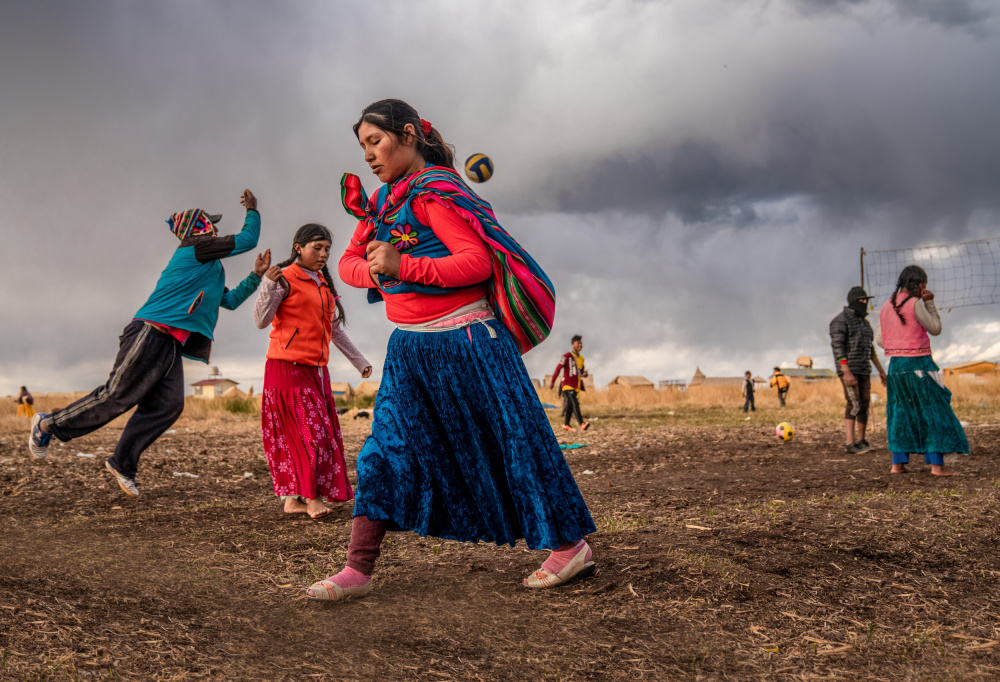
top-left (886, 356), bottom-right (968, 454)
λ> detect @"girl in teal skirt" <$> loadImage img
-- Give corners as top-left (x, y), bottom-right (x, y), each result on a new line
top-left (877, 265), bottom-right (967, 476)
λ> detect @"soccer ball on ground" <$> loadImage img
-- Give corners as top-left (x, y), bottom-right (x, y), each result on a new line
top-left (776, 422), bottom-right (795, 441)
top-left (464, 154), bottom-right (494, 183)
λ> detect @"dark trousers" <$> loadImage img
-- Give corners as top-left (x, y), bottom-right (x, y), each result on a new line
top-left (743, 393), bottom-right (755, 412)
top-left (562, 390), bottom-right (584, 426)
top-left (777, 387), bottom-right (788, 406)
top-left (44, 320), bottom-right (185, 479)
top-left (840, 371), bottom-right (871, 424)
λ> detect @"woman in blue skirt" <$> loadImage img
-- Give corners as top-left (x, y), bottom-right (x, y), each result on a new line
top-left (877, 265), bottom-right (967, 476)
top-left (306, 99), bottom-right (596, 601)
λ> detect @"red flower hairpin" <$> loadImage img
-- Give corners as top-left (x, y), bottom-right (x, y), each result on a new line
top-left (420, 119), bottom-right (432, 136)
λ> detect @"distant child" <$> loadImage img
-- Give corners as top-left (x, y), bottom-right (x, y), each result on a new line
top-left (741, 372), bottom-right (755, 412)
top-left (770, 367), bottom-right (790, 406)
top-left (877, 265), bottom-right (966, 476)
top-left (15, 386), bottom-right (34, 418)
top-left (829, 286), bottom-right (887, 454)
top-left (28, 190), bottom-right (267, 498)
top-left (254, 223), bottom-right (372, 520)
top-left (550, 334), bottom-right (590, 431)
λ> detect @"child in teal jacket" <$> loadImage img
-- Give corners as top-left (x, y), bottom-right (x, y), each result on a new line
top-left (29, 190), bottom-right (269, 498)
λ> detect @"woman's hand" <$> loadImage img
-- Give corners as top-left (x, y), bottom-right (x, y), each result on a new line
top-left (366, 241), bottom-right (401, 279)
top-left (921, 287), bottom-right (935, 301)
top-left (361, 366), bottom-right (373, 379)
top-left (254, 248), bottom-right (271, 277)
top-left (241, 189), bottom-right (257, 211)
top-left (879, 371), bottom-right (888, 387)
top-left (264, 265), bottom-right (283, 281)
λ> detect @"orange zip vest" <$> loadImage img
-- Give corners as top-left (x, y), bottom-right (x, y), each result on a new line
top-left (267, 263), bottom-right (335, 366)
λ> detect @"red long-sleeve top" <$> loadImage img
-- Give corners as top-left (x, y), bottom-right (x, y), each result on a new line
top-left (339, 195), bottom-right (493, 324)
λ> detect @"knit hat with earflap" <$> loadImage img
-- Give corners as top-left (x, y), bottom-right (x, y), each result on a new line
top-left (167, 209), bottom-right (222, 240)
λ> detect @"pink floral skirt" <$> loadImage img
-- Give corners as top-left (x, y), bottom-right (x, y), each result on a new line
top-left (261, 359), bottom-right (354, 502)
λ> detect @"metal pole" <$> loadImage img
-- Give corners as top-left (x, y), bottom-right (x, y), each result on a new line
top-left (860, 247), bottom-right (865, 288)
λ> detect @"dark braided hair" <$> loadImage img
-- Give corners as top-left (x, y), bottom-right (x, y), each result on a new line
top-left (890, 264), bottom-right (928, 325)
top-left (353, 99), bottom-right (455, 169)
top-left (276, 223), bottom-right (346, 325)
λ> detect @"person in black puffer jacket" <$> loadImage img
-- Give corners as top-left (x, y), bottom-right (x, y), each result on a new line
top-left (830, 286), bottom-right (888, 454)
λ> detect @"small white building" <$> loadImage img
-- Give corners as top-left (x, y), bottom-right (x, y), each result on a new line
top-left (191, 367), bottom-right (239, 399)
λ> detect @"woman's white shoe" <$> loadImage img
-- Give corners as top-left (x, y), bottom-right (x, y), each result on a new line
top-left (523, 542), bottom-right (596, 589)
top-left (305, 578), bottom-right (373, 602)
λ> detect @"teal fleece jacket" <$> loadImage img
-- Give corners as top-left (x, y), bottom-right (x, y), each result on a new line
top-left (134, 210), bottom-right (261, 362)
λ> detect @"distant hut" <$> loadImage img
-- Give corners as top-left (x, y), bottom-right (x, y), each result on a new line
top-left (797, 356), bottom-right (814, 369)
top-left (687, 367), bottom-right (761, 389)
top-left (330, 382), bottom-right (355, 398)
top-left (780, 367), bottom-right (836, 382)
top-left (943, 360), bottom-right (999, 383)
top-left (221, 385), bottom-right (248, 399)
top-left (191, 367), bottom-right (239, 399)
top-left (608, 376), bottom-right (656, 395)
top-left (530, 378), bottom-right (542, 390)
top-left (354, 380), bottom-right (380, 398)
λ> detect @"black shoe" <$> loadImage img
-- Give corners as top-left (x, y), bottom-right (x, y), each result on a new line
top-left (855, 439), bottom-right (873, 453)
top-left (845, 442), bottom-right (864, 454)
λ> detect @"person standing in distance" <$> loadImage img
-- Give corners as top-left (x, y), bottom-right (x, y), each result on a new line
top-left (550, 334), bottom-right (590, 432)
top-left (770, 367), bottom-right (790, 407)
top-left (830, 286), bottom-right (887, 454)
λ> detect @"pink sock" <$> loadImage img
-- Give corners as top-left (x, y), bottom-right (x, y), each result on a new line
top-left (541, 539), bottom-right (591, 574)
top-left (328, 566), bottom-right (371, 589)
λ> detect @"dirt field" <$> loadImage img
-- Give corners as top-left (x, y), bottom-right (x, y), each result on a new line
top-left (2, 401), bottom-right (1000, 680)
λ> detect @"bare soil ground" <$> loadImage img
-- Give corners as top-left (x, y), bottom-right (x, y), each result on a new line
top-left (2, 405), bottom-right (1000, 680)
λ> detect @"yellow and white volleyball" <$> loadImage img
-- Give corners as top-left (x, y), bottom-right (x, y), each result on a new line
top-left (776, 422), bottom-right (795, 442)
top-left (464, 154), bottom-right (494, 183)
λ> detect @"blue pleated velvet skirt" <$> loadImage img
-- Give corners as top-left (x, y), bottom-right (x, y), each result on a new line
top-left (353, 319), bottom-right (596, 550)
top-left (886, 356), bottom-right (969, 455)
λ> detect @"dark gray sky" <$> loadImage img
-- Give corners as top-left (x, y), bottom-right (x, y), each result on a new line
top-left (3, 0), bottom-right (1000, 393)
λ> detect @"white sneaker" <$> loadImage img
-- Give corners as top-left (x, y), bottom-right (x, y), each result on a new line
top-left (28, 413), bottom-right (52, 459)
top-left (105, 461), bottom-right (139, 497)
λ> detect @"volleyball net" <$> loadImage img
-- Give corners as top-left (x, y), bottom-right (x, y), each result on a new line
top-left (861, 238), bottom-right (1000, 311)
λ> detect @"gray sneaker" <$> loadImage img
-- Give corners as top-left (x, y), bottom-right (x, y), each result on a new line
top-left (854, 440), bottom-right (873, 453)
top-left (105, 460), bottom-right (139, 497)
top-left (844, 442), bottom-right (864, 455)
top-left (28, 413), bottom-right (52, 459)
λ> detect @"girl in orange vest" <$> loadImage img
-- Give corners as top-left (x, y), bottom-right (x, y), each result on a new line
top-left (254, 223), bottom-right (372, 519)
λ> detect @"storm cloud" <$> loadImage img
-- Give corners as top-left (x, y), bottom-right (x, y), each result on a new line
top-left (2, 0), bottom-right (999, 394)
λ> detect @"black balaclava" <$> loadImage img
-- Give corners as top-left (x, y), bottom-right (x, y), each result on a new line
top-left (847, 286), bottom-right (869, 317)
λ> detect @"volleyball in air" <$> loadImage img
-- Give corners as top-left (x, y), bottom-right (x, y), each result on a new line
top-left (776, 422), bottom-right (795, 442)
top-left (464, 154), bottom-right (494, 183)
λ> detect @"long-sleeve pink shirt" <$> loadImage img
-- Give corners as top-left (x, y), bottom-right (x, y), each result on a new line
top-left (339, 196), bottom-right (493, 325)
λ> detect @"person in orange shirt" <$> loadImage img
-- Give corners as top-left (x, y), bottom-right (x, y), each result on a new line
top-left (550, 335), bottom-right (590, 431)
top-left (770, 367), bottom-right (790, 406)
top-left (254, 223), bottom-right (372, 520)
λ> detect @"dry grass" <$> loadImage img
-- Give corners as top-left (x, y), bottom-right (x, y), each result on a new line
top-left (541, 380), bottom-right (856, 411)
top-left (3, 373), bottom-right (997, 434)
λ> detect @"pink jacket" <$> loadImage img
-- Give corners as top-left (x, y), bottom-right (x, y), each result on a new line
top-left (878, 295), bottom-right (931, 357)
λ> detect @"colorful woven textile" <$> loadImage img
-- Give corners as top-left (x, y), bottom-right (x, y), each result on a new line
top-left (167, 209), bottom-right (215, 240)
top-left (340, 168), bottom-right (555, 354)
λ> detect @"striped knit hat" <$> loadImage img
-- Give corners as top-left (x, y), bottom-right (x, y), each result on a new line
top-left (167, 209), bottom-right (221, 240)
